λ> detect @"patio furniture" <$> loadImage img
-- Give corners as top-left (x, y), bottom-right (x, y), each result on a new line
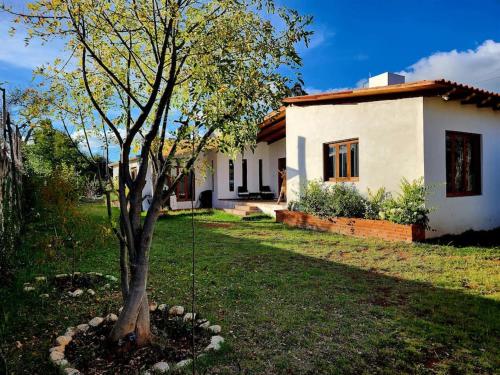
top-left (259, 185), bottom-right (274, 200)
top-left (237, 186), bottom-right (250, 198)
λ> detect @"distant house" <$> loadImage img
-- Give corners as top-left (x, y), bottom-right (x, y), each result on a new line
top-left (111, 72), bottom-right (500, 238)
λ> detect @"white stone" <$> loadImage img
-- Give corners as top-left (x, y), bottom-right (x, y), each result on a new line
top-left (58, 359), bottom-right (69, 368)
top-left (175, 359), bottom-right (192, 369)
top-left (76, 323), bottom-right (89, 332)
top-left (158, 304), bottom-right (167, 312)
top-left (208, 325), bottom-right (221, 334)
top-left (169, 305), bottom-right (184, 316)
top-left (105, 313), bottom-right (118, 322)
top-left (102, 283), bottom-right (111, 289)
top-left (95, 272), bottom-right (103, 277)
top-left (49, 350), bottom-right (65, 364)
top-left (68, 289), bottom-right (83, 297)
top-left (152, 361), bottom-right (170, 373)
top-left (88, 317), bottom-right (104, 327)
top-left (55, 274), bottom-right (68, 279)
top-left (199, 320), bottom-right (210, 329)
top-left (105, 275), bottom-right (118, 282)
top-left (87, 289), bottom-right (96, 296)
top-left (204, 335), bottom-right (224, 351)
top-left (49, 346), bottom-right (65, 353)
top-left (65, 327), bottom-right (77, 337)
top-left (64, 368), bottom-right (81, 375)
top-left (183, 313), bottom-right (196, 322)
top-left (149, 302), bottom-right (158, 312)
top-left (23, 286), bottom-right (35, 292)
top-left (35, 276), bottom-right (46, 282)
top-left (55, 335), bottom-right (72, 346)
top-left (39, 293), bottom-right (49, 299)
top-left (118, 306), bottom-right (124, 313)
top-left (72, 272), bottom-right (81, 276)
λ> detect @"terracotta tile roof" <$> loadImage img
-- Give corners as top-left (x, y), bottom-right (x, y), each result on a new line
top-left (257, 79), bottom-right (499, 144)
top-left (282, 79), bottom-right (500, 110)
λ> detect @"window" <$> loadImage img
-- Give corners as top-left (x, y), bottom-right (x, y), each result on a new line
top-left (229, 160), bottom-right (234, 191)
top-left (242, 159), bottom-right (248, 190)
top-left (446, 131), bottom-right (481, 197)
top-left (324, 139), bottom-right (359, 182)
top-left (258, 159), bottom-right (263, 189)
top-left (169, 165), bottom-right (195, 201)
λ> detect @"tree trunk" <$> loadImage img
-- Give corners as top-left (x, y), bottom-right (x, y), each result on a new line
top-left (109, 257), bottom-right (151, 345)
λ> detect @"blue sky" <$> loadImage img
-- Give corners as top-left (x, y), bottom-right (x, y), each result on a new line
top-left (1, 0), bottom-right (499, 160)
top-left (1, 0), bottom-right (500, 93)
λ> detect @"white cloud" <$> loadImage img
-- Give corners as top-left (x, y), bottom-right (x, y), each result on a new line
top-left (304, 86), bottom-right (350, 95)
top-left (0, 18), bottom-right (64, 70)
top-left (398, 40), bottom-right (500, 92)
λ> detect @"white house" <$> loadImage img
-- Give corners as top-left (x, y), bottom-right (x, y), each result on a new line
top-left (112, 73), bottom-right (500, 238)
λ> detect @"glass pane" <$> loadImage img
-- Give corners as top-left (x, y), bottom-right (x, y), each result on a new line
top-left (350, 143), bottom-right (359, 177)
top-left (454, 135), bottom-right (464, 192)
top-left (178, 175), bottom-right (186, 198)
top-left (187, 171), bottom-right (194, 200)
top-left (339, 144), bottom-right (347, 177)
top-left (229, 160), bottom-right (234, 191)
top-left (446, 133), bottom-right (452, 193)
top-left (327, 145), bottom-right (336, 178)
top-left (470, 135), bottom-right (481, 194)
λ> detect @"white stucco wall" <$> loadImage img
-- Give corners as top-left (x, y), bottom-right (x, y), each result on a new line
top-left (286, 97), bottom-right (425, 201)
top-left (423, 98), bottom-right (500, 236)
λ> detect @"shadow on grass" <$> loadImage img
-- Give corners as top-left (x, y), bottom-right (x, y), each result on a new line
top-left (151, 214), bottom-right (500, 374)
top-left (2, 206), bottom-right (499, 374)
top-left (426, 227), bottom-right (500, 249)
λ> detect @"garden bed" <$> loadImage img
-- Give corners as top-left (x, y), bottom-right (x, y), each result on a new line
top-left (276, 210), bottom-right (425, 242)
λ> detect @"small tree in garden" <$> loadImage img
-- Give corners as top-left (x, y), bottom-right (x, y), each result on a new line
top-left (6, 0), bottom-right (311, 345)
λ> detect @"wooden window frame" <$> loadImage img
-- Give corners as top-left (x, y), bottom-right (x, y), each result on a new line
top-left (169, 165), bottom-right (194, 202)
top-left (323, 138), bottom-right (359, 182)
top-left (446, 131), bottom-right (482, 198)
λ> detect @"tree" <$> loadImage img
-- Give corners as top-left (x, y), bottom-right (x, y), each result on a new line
top-left (7, 0), bottom-right (312, 346)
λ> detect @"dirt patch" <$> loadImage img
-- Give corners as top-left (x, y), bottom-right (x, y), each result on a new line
top-left (65, 311), bottom-right (212, 374)
top-left (51, 274), bottom-right (109, 293)
top-left (200, 222), bottom-right (235, 229)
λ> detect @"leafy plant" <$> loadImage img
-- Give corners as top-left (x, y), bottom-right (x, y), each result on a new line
top-left (297, 181), bottom-right (366, 219)
top-left (364, 187), bottom-right (390, 220)
top-left (380, 178), bottom-right (432, 228)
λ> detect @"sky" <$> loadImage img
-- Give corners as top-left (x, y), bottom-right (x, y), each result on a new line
top-left (0, 0), bottom-right (499, 159)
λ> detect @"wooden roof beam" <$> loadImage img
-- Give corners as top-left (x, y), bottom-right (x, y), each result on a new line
top-left (441, 87), bottom-right (469, 101)
top-left (477, 96), bottom-right (494, 108)
top-left (461, 92), bottom-right (481, 105)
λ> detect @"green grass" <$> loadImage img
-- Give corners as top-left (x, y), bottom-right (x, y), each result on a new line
top-left (1, 205), bottom-right (499, 374)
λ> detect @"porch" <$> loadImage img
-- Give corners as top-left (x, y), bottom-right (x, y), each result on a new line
top-left (219, 199), bottom-right (286, 217)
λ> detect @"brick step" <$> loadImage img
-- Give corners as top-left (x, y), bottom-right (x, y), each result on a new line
top-left (223, 208), bottom-right (253, 217)
top-left (234, 205), bottom-right (261, 212)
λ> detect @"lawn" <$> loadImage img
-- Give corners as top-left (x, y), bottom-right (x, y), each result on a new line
top-left (1, 204), bottom-right (499, 374)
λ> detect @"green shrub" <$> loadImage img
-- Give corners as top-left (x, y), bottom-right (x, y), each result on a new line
top-left (364, 187), bottom-right (390, 220)
top-left (294, 180), bottom-right (366, 219)
top-left (291, 178), bottom-right (432, 227)
top-left (379, 177), bottom-right (431, 228)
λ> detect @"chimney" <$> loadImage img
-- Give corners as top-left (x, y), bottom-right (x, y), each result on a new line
top-left (368, 72), bottom-right (405, 88)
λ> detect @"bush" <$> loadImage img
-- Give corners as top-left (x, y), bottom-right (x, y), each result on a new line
top-left (364, 187), bottom-right (390, 220)
top-left (294, 180), bottom-right (366, 219)
top-left (291, 178), bottom-right (432, 227)
top-left (379, 177), bottom-right (431, 228)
